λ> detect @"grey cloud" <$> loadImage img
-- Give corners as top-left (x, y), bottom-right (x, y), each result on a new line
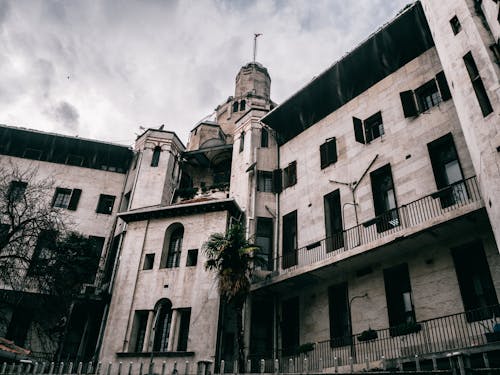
top-left (52, 101), bottom-right (80, 131)
top-left (0, 1), bottom-right (10, 26)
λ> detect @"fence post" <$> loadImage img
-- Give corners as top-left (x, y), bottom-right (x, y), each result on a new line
top-left (185, 361), bottom-right (189, 375)
top-left (396, 357), bottom-right (402, 371)
top-left (318, 358), bottom-right (323, 373)
top-left (259, 360), bottom-right (264, 374)
top-left (172, 362), bottom-right (178, 375)
top-left (349, 357), bottom-right (353, 373)
top-left (303, 357), bottom-right (308, 374)
top-left (139, 362), bottom-right (143, 375)
top-left (77, 362), bottom-right (83, 375)
top-left (432, 356), bottom-right (437, 370)
top-left (68, 362), bottom-right (74, 374)
top-left (0, 362), bottom-right (6, 375)
top-left (365, 357), bottom-right (369, 371)
top-left (381, 356), bottom-right (386, 371)
top-left (9, 363), bottom-right (15, 375)
top-left (117, 362), bottom-right (122, 375)
top-left (219, 361), bottom-right (224, 375)
top-left (33, 362), bottom-right (38, 375)
top-left (233, 361), bottom-right (238, 375)
top-left (40, 362), bottom-right (47, 375)
top-left (246, 360), bottom-right (251, 374)
top-left (49, 362), bottom-right (55, 375)
top-left (149, 362), bottom-right (155, 375)
top-left (273, 359), bottom-right (279, 374)
top-left (127, 363), bottom-right (133, 375)
top-left (482, 352), bottom-right (490, 369)
top-left (96, 363), bottom-right (102, 375)
top-left (58, 362), bottom-right (64, 375)
top-left (87, 362), bottom-right (93, 375)
top-left (415, 355), bottom-right (420, 371)
top-left (333, 357), bottom-right (338, 373)
top-left (161, 361), bottom-right (166, 375)
top-left (288, 358), bottom-right (293, 373)
top-left (106, 363), bottom-right (112, 375)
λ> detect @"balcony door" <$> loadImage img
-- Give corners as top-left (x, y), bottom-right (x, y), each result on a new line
top-left (282, 211), bottom-right (297, 268)
top-left (324, 190), bottom-right (344, 252)
top-left (281, 297), bottom-right (299, 356)
top-left (370, 164), bottom-right (399, 232)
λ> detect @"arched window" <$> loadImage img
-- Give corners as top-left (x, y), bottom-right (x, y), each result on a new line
top-left (151, 146), bottom-right (161, 167)
top-left (232, 101), bottom-right (239, 113)
top-left (239, 131), bottom-right (245, 153)
top-left (160, 224), bottom-right (184, 268)
top-left (240, 100), bottom-right (246, 111)
top-left (152, 299), bottom-right (172, 352)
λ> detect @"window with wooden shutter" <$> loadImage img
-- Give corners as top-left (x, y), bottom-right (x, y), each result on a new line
top-left (463, 51), bottom-right (493, 117)
top-left (353, 117), bottom-right (365, 144)
top-left (68, 189), bottom-right (82, 210)
top-left (320, 137), bottom-right (337, 169)
top-left (400, 91), bottom-right (418, 117)
top-left (436, 71), bottom-right (452, 101)
top-left (272, 169), bottom-right (282, 194)
top-left (283, 161), bottom-right (297, 188)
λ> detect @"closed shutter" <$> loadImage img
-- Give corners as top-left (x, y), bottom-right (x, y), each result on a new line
top-left (327, 137), bottom-right (337, 164)
top-left (68, 189), bottom-right (82, 211)
top-left (353, 117), bottom-right (365, 144)
top-left (400, 91), bottom-right (418, 117)
top-left (320, 143), bottom-right (328, 169)
top-left (272, 169), bottom-right (282, 194)
top-left (436, 71), bottom-right (452, 101)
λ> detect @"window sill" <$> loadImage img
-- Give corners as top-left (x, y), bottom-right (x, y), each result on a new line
top-left (116, 351), bottom-right (195, 358)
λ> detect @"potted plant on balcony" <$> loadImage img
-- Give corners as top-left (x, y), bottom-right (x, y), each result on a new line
top-left (296, 342), bottom-right (315, 356)
top-left (357, 328), bottom-right (378, 342)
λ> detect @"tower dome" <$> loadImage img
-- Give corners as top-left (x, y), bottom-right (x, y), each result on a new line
top-left (235, 62), bottom-right (271, 100)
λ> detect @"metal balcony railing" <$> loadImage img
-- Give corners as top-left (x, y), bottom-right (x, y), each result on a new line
top-left (279, 176), bottom-right (481, 271)
top-left (247, 304), bottom-right (500, 373)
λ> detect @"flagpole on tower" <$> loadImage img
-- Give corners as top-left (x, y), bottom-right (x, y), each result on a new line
top-left (253, 33), bottom-right (262, 63)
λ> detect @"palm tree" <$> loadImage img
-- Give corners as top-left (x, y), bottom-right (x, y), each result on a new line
top-left (203, 223), bottom-right (260, 372)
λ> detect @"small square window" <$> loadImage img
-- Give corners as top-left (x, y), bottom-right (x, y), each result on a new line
top-left (450, 16), bottom-right (461, 35)
top-left (53, 188), bottom-right (72, 208)
top-left (364, 112), bottom-right (384, 143)
top-left (8, 181), bottom-right (27, 201)
top-left (320, 137), bottom-right (337, 169)
top-left (186, 249), bottom-right (198, 267)
top-left (96, 194), bottom-right (116, 214)
top-left (415, 80), bottom-right (441, 112)
top-left (143, 254), bottom-right (155, 270)
top-left (283, 161), bottom-right (297, 189)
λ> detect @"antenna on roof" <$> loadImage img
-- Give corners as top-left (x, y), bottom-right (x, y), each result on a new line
top-left (253, 33), bottom-right (262, 63)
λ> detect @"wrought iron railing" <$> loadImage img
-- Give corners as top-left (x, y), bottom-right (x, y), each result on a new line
top-left (279, 176), bottom-right (481, 272)
top-left (247, 304), bottom-right (500, 373)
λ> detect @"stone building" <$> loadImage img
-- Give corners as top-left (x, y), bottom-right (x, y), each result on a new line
top-left (1, 0), bottom-right (499, 371)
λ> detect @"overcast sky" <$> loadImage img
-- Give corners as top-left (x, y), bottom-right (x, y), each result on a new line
top-left (0, 0), bottom-right (409, 147)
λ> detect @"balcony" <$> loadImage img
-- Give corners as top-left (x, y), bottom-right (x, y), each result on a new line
top-left (247, 304), bottom-right (500, 372)
top-left (268, 177), bottom-right (482, 281)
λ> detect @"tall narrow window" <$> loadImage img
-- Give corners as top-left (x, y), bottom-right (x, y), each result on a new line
top-left (233, 102), bottom-right (239, 113)
top-left (324, 190), bottom-right (343, 252)
top-left (320, 137), bottom-right (337, 169)
top-left (450, 15), bottom-right (461, 35)
top-left (281, 297), bottom-right (299, 356)
top-left (463, 52), bottom-right (493, 116)
top-left (452, 240), bottom-right (499, 322)
top-left (177, 308), bottom-right (191, 351)
top-left (282, 211), bottom-right (297, 269)
top-left (153, 300), bottom-right (172, 352)
top-left (328, 283), bottom-right (351, 347)
top-left (383, 263), bottom-right (416, 335)
top-left (130, 311), bottom-right (149, 352)
top-left (255, 217), bottom-right (273, 271)
top-left (370, 164), bottom-right (399, 232)
top-left (6, 308), bottom-right (33, 347)
top-left (283, 161), bottom-right (297, 189)
top-left (161, 224), bottom-right (184, 268)
top-left (151, 146), bottom-right (161, 167)
top-left (240, 100), bottom-right (246, 111)
top-left (427, 133), bottom-right (466, 208)
top-left (28, 230), bottom-right (58, 275)
top-left (239, 131), bottom-right (245, 153)
top-left (261, 128), bottom-right (269, 148)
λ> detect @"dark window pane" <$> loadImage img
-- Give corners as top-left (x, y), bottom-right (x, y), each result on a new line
top-left (353, 117), bottom-right (365, 143)
top-left (186, 249), bottom-right (198, 267)
top-left (177, 308), bottom-right (191, 351)
top-left (400, 91), bottom-right (418, 118)
top-left (256, 217), bottom-right (273, 271)
top-left (463, 52), bottom-right (493, 117)
top-left (364, 112), bottom-right (384, 143)
top-left (143, 253), bottom-right (155, 270)
top-left (329, 283), bottom-right (351, 347)
top-left (324, 190), bottom-right (344, 252)
top-left (282, 211), bottom-right (297, 268)
top-left (415, 80), bottom-right (441, 112)
top-left (151, 146), bottom-right (161, 167)
top-left (261, 128), bottom-right (269, 148)
top-left (96, 194), bottom-right (115, 214)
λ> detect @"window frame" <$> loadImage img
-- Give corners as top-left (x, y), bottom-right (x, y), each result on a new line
top-left (96, 194), bottom-right (116, 214)
top-left (463, 51), bottom-right (493, 117)
top-left (320, 137), bottom-right (337, 169)
top-left (283, 161), bottom-right (297, 189)
top-left (257, 170), bottom-right (273, 192)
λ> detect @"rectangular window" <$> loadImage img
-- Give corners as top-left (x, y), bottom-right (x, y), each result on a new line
top-left (324, 190), bottom-right (344, 252)
top-left (6, 308), bottom-right (34, 347)
top-left (427, 133), bottom-right (466, 208)
top-left (177, 308), bottom-right (191, 351)
top-left (370, 164), bottom-right (399, 232)
top-left (452, 240), bottom-right (499, 322)
top-left (96, 194), bottom-right (115, 214)
top-left (28, 230), bottom-right (58, 275)
top-left (383, 263), bottom-right (416, 335)
top-left (272, 169), bottom-right (282, 194)
top-left (52, 188), bottom-right (82, 210)
top-left (463, 52), bottom-right (493, 116)
top-left (415, 80), bottom-right (441, 112)
top-left (130, 311), bottom-right (149, 352)
top-left (256, 217), bottom-right (273, 271)
top-left (239, 131), bottom-right (245, 153)
top-left (450, 15), bottom-right (461, 35)
top-left (261, 128), bottom-right (269, 148)
top-left (257, 171), bottom-right (273, 192)
top-left (8, 181), bottom-right (27, 201)
top-left (281, 297), bottom-right (300, 356)
top-left (186, 249), bottom-right (198, 267)
top-left (320, 137), bottom-right (337, 169)
top-left (283, 161), bottom-right (297, 189)
top-left (143, 253), bottom-right (155, 270)
top-left (328, 283), bottom-right (351, 347)
top-left (282, 210), bottom-right (297, 269)
top-left (353, 112), bottom-right (384, 144)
